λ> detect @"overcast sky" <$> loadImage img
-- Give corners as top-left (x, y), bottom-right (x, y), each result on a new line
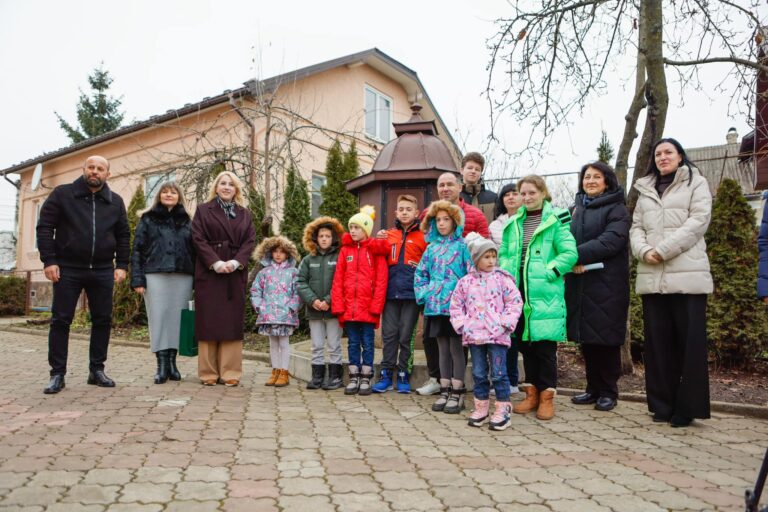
top-left (0, 0), bottom-right (754, 231)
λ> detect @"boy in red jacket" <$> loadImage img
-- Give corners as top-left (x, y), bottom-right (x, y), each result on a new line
top-left (331, 206), bottom-right (389, 396)
top-left (369, 195), bottom-right (427, 394)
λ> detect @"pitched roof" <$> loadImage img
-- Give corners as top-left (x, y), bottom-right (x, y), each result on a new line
top-left (2, 48), bottom-right (457, 175)
top-left (687, 141), bottom-right (756, 194)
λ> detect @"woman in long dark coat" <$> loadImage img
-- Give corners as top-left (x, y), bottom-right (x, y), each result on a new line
top-left (565, 161), bottom-right (630, 411)
top-left (191, 171), bottom-right (256, 386)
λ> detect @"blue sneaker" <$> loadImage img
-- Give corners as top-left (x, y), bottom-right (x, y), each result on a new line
top-left (396, 371), bottom-right (410, 394)
top-left (371, 369), bottom-right (393, 393)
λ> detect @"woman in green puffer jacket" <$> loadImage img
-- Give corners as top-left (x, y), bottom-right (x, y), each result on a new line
top-left (498, 175), bottom-right (577, 421)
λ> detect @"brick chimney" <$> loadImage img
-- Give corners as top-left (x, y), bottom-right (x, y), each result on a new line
top-left (726, 127), bottom-right (738, 144)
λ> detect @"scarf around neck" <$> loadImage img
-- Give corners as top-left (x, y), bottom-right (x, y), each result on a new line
top-left (217, 196), bottom-right (237, 219)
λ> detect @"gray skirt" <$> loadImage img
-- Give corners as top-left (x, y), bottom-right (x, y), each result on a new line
top-left (144, 273), bottom-right (194, 352)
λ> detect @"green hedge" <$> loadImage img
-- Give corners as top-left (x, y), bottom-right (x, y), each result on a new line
top-left (0, 276), bottom-right (26, 316)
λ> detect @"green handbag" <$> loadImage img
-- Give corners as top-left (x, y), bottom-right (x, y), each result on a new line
top-left (178, 309), bottom-right (198, 357)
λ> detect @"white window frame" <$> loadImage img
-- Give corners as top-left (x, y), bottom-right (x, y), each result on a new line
top-left (144, 171), bottom-right (176, 203)
top-left (311, 173), bottom-right (327, 218)
top-left (364, 85), bottom-right (393, 142)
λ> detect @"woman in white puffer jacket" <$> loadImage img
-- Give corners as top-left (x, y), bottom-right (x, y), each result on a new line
top-left (630, 137), bottom-right (712, 428)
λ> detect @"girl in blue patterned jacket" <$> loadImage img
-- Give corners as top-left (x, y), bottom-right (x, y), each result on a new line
top-left (414, 200), bottom-right (472, 413)
top-left (250, 236), bottom-right (301, 387)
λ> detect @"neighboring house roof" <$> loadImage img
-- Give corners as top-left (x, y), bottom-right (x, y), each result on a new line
top-left (687, 141), bottom-right (756, 195)
top-left (1, 48), bottom-right (458, 175)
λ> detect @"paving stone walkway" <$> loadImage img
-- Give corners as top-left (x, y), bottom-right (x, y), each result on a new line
top-left (0, 329), bottom-right (765, 511)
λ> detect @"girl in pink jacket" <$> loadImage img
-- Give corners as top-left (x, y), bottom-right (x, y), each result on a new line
top-left (450, 233), bottom-right (523, 431)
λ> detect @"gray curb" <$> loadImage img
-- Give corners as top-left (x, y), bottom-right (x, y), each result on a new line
top-left (5, 324), bottom-right (767, 419)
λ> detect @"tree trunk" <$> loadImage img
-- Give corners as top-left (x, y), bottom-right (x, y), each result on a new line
top-left (627, 0), bottom-right (668, 210)
top-left (615, 0), bottom-right (670, 376)
top-left (615, 0), bottom-right (648, 192)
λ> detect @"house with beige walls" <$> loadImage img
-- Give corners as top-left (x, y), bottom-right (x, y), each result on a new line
top-left (2, 49), bottom-right (461, 288)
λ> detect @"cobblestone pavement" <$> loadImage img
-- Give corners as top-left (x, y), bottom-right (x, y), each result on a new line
top-left (0, 330), bottom-right (766, 511)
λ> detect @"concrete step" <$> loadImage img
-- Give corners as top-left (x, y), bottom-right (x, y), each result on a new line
top-left (288, 338), bottom-right (524, 390)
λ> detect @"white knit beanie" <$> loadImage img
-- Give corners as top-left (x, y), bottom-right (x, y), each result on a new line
top-left (465, 232), bottom-right (497, 266)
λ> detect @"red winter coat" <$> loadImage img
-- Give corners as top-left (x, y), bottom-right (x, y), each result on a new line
top-left (331, 234), bottom-right (389, 328)
top-left (419, 198), bottom-right (490, 238)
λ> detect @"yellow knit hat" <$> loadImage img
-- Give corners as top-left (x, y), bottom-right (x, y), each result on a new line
top-left (348, 205), bottom-right (376, 237)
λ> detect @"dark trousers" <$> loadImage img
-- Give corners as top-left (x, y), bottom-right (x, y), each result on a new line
top-left (49, 267), bottom-right (114, 376)
top-left (513, 288), bottom-right (557, 390)
top-left (381, 300), bottom-right (419, 373)
top-left (423, 333), bottom-right (440, 379)
top-left (506, 337), bottom-right (520, 386)
top-left (582, 344), bottom-right (621, 399)
top-left (642, 294), bottom-right (710, 419)
top-left (519, 341), bottom-right (558, 390)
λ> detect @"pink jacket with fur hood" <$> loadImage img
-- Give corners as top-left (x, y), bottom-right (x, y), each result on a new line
top-left (449, 267), bottom-right (523, 346)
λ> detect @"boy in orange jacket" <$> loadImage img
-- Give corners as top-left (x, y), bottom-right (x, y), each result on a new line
top-left (369, 195), bottom-right (427, 393)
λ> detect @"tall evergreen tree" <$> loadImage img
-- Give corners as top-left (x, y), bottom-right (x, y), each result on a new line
top-left (596, 130), bottom-right (615, 164)
top-left (280, 166), bottom-right (311, 256)
top-left (55, 65), bottom-right (125, 144)
top-left (319, 140), bottom-right (358, 222)
top-left (705, 178), bottom-right (768, 368)
top-left (112, 184), bottom-right (146, 326)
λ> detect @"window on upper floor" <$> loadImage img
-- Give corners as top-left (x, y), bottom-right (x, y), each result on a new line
top-left (144, 171), bottom-right (176, 203)
top-left (364, 86), bottom-right (393, 142)
top-left (311, 174), bottom-right (327, 218)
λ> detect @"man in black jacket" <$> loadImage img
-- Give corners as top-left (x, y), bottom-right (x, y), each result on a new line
top-left (459, 152), bottom-right (497, 225)
top-left (37, 155), bottom-right (130, 394)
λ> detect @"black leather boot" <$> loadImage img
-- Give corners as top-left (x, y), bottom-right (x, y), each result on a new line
top-left (323, 364), bottom-right (343, 390)
top-left (307, 364), bottom-right (325, 390)
top-left (168, 349), bottom-right (181, 381)
top-left (154, 351), bottom-right (169, 384)
top-left (44, 375), bottom-right (66, 394)
top-left (87, 370), bottom-right (115, 387)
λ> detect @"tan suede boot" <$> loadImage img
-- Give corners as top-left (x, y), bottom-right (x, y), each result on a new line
top-left (536, 388), bottom-right (557, 420)
top-left (265, 368), bottom-right (279, 386)
top-left (512, 384), bottom-right (539, 414)
top-left (274, 369), bottom-right (290, 387)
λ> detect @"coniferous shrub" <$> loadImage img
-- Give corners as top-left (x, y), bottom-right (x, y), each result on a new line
top-left (280, 166), bottom-right (311, 257)
top-left (112, 185), bottom-right (147, 327)
top-left (705, 178), bottom-right (768, 368)
top-left (319, 140), bottom-right (358, 223)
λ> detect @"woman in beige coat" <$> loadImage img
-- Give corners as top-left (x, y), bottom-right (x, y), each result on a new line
top-left (630, 138), bottom-right (712, 428)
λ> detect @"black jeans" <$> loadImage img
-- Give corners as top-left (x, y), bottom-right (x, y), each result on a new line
top-left (49, 267), bottom-right (114, 376)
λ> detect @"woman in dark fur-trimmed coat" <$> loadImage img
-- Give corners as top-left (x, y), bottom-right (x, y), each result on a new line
top-left (565, 161), bottom-right (630, 412)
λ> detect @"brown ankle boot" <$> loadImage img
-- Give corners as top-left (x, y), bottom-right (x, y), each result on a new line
top-left (265, 368), bottom-right (279, 386)
top-left (536, 388), bottom-right (556, 420)
top-left (274, 369), bottom-right (290, 387)
top-left (513, 384), bottom-right (539, 414)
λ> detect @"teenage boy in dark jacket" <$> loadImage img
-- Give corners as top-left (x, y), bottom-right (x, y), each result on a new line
top-left (459, 152), bottom-right (497, 225)
top-left (369, 195), bottom-right (427, 393)
top-left (36, 155), bottom-right (130, 394)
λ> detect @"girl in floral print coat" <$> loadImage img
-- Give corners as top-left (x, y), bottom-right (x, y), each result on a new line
top-left (250, 236), bottom-right (301, 387)
top-left (450, 232), bottom-right (523, 431)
